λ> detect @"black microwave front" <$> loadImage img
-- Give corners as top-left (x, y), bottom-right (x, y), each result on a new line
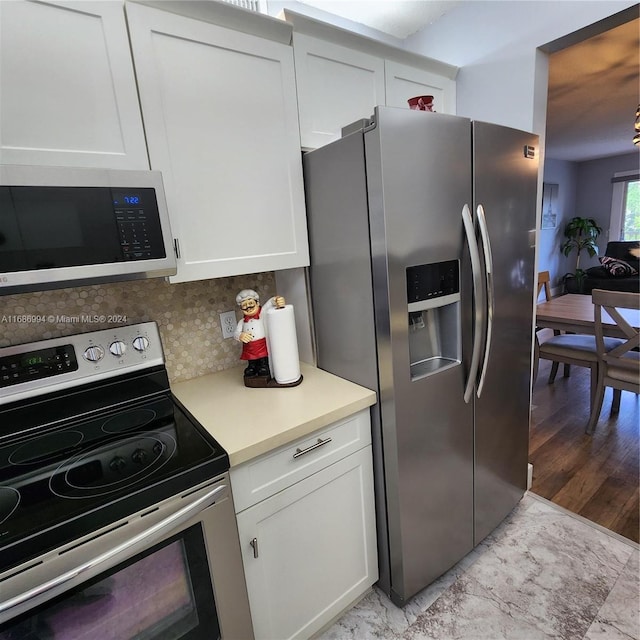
top-left (0, 165), bottom-right (177, 294)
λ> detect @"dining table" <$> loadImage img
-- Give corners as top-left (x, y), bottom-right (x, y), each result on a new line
top-left (536, 293), bottom-right (640, 338)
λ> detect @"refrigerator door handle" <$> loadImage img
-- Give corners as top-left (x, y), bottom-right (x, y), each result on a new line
top-left (476, 204), bottom-right (494, 398)
top-left (462, 204), bottom-right (483, 404)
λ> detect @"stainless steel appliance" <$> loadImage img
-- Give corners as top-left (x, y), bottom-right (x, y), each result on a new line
top-left (0, 323), bottom-right (253, 639)
top-left (0, 165), bottom-right (177, 294)
top-left (303, 106), bottom-right (539, 606)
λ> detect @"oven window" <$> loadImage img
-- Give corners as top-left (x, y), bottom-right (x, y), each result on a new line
top-left (0, 525), bottom-right (220, 640)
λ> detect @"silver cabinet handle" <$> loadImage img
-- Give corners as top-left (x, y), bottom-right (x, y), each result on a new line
top-left (0, 484), bottom-right (226, 619)
top-left (293, 437), bottom-right (332, 459)
top-left (250, 537), bottom-right (259, 559)
top-left (462, 204), bottom-right (483, 404)
top-left (476, 204), bottom-right (494, 398)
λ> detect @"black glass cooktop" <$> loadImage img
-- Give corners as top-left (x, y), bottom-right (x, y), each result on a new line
top-left (0, 388), bottom-right (228, 574)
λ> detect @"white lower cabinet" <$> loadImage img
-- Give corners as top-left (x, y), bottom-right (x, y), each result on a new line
top-left (231, 412), bottom-right (378, 640)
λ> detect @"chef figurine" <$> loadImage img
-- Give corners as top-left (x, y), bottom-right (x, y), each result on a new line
top-left (234, 289), bottom-right (285, 379)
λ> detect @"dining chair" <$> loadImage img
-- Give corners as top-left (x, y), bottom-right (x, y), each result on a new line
top-left (534, 271), bottom-right (569, 383)
top-left (585, 289), bottom-right (640, 435)
top-left (537, 270), bottom-right (552, 303)
top-left (534, 274), bottom-right (624, 410)
top-left (534, 332), bottom-right (623, 411)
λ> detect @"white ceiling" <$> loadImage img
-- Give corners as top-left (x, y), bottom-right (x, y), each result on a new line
top-left (296, 1), bottom-right (639, 162)
top-left (298, 0), bottom-right (460, 39)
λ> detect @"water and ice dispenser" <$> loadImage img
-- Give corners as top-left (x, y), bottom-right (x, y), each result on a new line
top-left (407, 260), bottom-right (461, 381)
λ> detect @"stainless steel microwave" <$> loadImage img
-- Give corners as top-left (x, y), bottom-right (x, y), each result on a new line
top-left (0, 165), bottom-right (177, 294)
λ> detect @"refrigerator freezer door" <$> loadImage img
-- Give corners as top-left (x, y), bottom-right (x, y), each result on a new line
top-left (303, 132), bottom-right (378, 393)
top-left (472, 122), bottom-right (539, 544)
top-left (303, 130), bottom-right (390, 592)
top-left (365, 107), bottom-right (474, 604)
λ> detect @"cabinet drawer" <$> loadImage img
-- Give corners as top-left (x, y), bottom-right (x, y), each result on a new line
top-left (231, 409), bottom-right (371, 512)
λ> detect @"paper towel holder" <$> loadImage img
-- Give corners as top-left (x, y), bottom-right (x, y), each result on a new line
top-left (234, 289), bottom-right (303, 388)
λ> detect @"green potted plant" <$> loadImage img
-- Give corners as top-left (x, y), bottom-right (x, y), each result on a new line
top-left (560, 216), bottom-right (602, 293)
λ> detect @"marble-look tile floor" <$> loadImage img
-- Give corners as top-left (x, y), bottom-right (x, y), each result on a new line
top-left (317, 493), bottom-right (639, 640)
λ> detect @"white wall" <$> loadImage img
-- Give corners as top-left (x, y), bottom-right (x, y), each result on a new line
top-left (576, 151), bottom-right (640, 248)
top-left (541, 159), bottom-right (578, 292)
top-left (539, 151), bottom-right (639, 293)
top-left (404, 1), bottom-right (637, 136)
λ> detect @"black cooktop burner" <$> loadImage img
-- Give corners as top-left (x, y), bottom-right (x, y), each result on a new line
top-left (0, 487), bottom-right (19, 526)
top-left (102, 408), bottom-right (157, 434)
top-left (50, 432), bottom-right (176, 498)
top-left (9, 430), bottom-right (85, 466)
top-left (0, 385), bottom-right (228, 574)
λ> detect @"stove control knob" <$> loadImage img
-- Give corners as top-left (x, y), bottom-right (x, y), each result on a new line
top-left (110, 456), bottom-right (127, 472)
top-left (132, 336), bottom-right (150, 352)
top-left (83, 345), bottom-right (105, 362)
top-left (109, 340), bottom-right (127, 357)
top-left (132, 448), bottom-right (148, 465)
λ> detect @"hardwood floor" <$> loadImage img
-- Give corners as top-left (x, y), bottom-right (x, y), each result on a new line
top-left (529, 355), bottom-right (639, 544)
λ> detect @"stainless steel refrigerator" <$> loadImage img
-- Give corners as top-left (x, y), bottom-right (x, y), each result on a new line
top-left (303, 106), bottom-right (539, 606)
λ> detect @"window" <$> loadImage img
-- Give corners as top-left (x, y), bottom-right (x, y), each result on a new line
top-left (622, 180), bottom-right (640, 240)
top-left (610, 172), bottom-right (640, 241)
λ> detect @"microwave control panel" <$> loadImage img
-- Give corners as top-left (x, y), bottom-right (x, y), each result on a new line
top-left (112, 189), bottom-right (165, 260)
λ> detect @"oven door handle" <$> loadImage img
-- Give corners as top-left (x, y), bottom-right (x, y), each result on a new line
top-left (0, 483), bottom-right (226, 618)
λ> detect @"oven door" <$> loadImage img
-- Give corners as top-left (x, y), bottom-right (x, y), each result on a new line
top-left (0, 476), bottom-right (254, 640)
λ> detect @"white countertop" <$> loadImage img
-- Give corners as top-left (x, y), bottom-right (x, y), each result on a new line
top-left (171, 363), bottom-right (376, 467)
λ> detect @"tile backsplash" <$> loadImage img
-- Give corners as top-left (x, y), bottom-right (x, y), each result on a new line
top-left (0, 274), bottom-right (276, 383)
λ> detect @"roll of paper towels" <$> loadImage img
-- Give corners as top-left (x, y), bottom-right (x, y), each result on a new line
top-left (266, 304), bottom-right (301, 384)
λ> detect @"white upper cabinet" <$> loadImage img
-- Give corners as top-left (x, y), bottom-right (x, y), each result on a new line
top-left (0, 0), bottom-right (148, 169)
top-left (126, 3), bottom-right (309, 282)
top-left (385, 60), bottom-right (456, 115)
top-left (293, 33), bottom-right (385, 150)
top-left (283, 10), bottom-right (458, 150)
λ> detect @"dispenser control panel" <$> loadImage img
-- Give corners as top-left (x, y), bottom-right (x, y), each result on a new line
top-left (407, 260), bottom-right (459, 303)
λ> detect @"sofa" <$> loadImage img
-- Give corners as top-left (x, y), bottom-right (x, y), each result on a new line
top-left (582, 241), bottom-right (640, 294)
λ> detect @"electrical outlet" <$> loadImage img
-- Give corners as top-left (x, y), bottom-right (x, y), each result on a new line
top-left (219, 311), bottom-right (237, 340)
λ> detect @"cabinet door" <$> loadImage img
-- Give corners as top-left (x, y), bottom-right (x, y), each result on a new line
top-left (126, 4), bottom-right (309, 282)
top-left (0, 0), bottom-right (148, 169)
top-left (385, 59), bottom-right (456, 115)
top-left (293, 33), bottom-right (385, 150)
top-left (236, 448), bottom-right (378, 640)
